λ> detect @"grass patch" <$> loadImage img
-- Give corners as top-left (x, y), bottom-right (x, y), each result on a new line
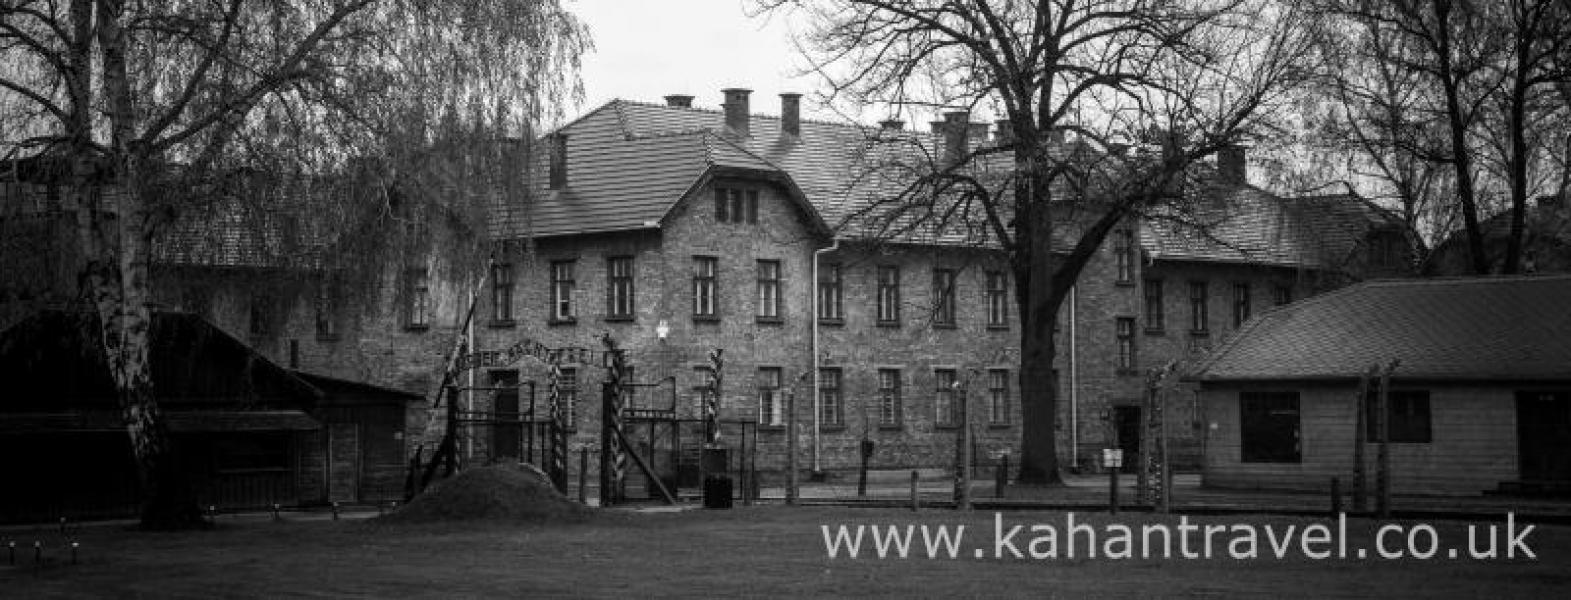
top-left (4, 507), bottom-right (1569, 598)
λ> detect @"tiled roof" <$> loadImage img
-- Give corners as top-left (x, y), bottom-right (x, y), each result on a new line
top-left (1141, 185), bottom-right (1403, 270)
top-left (534, 100), bottom-right (1395, 262)
top-left (1186, 275), bottom-right (1571, 382)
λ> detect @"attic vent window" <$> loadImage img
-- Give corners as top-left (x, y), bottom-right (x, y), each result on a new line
top-left (548, 133), bottom-right (568, 189)
top-left (715, 187), bottom-right (758, 224)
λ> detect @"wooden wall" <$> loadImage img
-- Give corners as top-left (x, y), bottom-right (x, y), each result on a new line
top-left (1201, 384), bottom-right (1522, 495)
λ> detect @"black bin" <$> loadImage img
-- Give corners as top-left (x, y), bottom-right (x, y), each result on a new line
top-left (703, 475), bottom-right (734, 509)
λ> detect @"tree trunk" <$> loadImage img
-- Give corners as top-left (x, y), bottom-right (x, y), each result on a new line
top-left (1433, 0), bottom-right (1490, 274)
top-left (1014, 154), bottom-right (1063, 484)
top-left (96, 0), bottom-right (203, 530)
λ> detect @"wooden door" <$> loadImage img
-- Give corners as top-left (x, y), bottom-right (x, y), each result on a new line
top-left (1517, 391), bottom-right (1571, 482)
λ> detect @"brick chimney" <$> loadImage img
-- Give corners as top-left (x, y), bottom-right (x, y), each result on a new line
top-left (940, 111), bottom-right (969, 166)
top-left (879, 119), bottom-right (905, 131)
top-left (721, 88), bottom-right (752, 137)
top-left (664, 94), bottom-right (694, 108)
top-left (548, 132), bottom-right (567, 189)
top-left (779, 93), bottom-right (802, 137)
top-left (1217, 145), bottom-right (1247, 185)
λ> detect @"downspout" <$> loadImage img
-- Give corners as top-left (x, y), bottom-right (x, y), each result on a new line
top-left (811, 238), bottom-right (840, 475)
top-left (466, 287), bottom-right (476, 462)
top-left (1069, 284), bottom-right (1079, 470)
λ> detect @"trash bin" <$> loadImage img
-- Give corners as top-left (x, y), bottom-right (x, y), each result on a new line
top-left (703, 475), bottom-right (733, 509)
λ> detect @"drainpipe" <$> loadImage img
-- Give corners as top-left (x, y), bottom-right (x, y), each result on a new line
top-left (465, 287), bottom-right (476, 462)
top-left (1069, 284), bottom-right (1079, 469)
top-left (810, 238), bottom-right (840, 475)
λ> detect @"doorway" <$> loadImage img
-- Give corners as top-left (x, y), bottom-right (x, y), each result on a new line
top-left (1113, 405), bottom-right (1141, 474)
top-left (1517, 391), bottom-right (1571, 482)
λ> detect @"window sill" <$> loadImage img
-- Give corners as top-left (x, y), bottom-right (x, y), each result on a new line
top-left (755, 316), bottom-right (784, 326)
top-left (603, 316), bottom-right (635, 323)
top-left (820, 425), bottom-right (847, 433)
top-left (403, 324), bottom-right (429, 333)
top-left (1189, 330), bottom-right (1210, 338)
top-left (933, 322), bottom-right (957, 330)
top-left (877, 424), bottom-right (904, 431)
top-left (548, 317), bottom-right (578, 327)
top-left (1114, 280), bottom-right (1137, 288)
top-left (488, 319), bottom-right (517, 329)
top-left (876, 320), bottom-right (901, 328)
top-left (986, 324), bottom-right (1009, 331)
top-left (1115, 368), bottom-right (1142, 377)
top-left (1143, 328), bottom-right (1166, 336)
top-left (935, 423), bottom-right (960, 430)
top-left (757, 424), bottom-right (786, 432)
top-left (692, 314), bottom-right (720, 324)
top-left (817, 318), bottom-right (845, 327)
top-left (315, 333), bottom-right (340, 343)
top-left (987, 423), bottom-right (1012, 430)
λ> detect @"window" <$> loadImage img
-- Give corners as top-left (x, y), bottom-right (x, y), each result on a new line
top-left (988, 369), bottom-right (1010, 425)
top-left (935, 369), bottom-right (958, 427)
top-left (1240, 391), bottom-right (1301, 463)
top-left (550, 260), bottom-right (576, 321)
top-left (1273, 284), bottom-right (1292, 306)
top-left (403, 268), bottom-right (430, 330)
top-left (756, 260), bottom-right (781, 320)
top-left (1143, 279), bottom-right (1164, 332)
top-left (714, 187), bottom-right (759, 224)
top-left (876, 266), bottom-right (901, 325)
top-left (1113, 228), bottom-right (1134, 282)
top-left (985, 271), bottom-right (1008, 328)
top-left (558, 367), bottom-right (579, 428)
top-left (314, 280), bottom-right (339, 340)
top-left (249, 294), bottom-right (274, 336)
top-left (1116, 317), bottom-right (1136, 371)
top-left (606, 256), bottom-right (635, 319)
top-left (757, 367), bottom-right (783, 426)
top-left (693, 256), bottom-right (718, 318)
top-left (878, 369), bottom-right (902, 427)
top-left (491, 263), bottom-right (514, 323)
top-left (1188, 281), bottom-right (1208, 333)
top-left (932, 268), bottom-right (956, 326)
top-left (820, 368), bottom-right (843, 427)
top-left (818, 263), bottom-right (843, 322)
top-left (1366, 390), bottom-right (1431, 443)
top-left (1232, 283), bottom-right (1251, 328)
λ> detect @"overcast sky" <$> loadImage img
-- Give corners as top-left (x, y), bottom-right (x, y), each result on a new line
top-left (570, 0), bottom-right (841, 123)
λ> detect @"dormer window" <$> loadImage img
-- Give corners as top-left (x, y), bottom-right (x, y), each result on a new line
top-left (715, 187), bottom-right (758, 224)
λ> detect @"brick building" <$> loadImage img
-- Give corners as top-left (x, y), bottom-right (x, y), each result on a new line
top-left (1, 90), bottom-right (1406, 484)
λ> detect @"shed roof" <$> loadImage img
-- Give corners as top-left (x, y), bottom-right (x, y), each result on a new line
top-left (1185, 275), bottom-right (1571, 383)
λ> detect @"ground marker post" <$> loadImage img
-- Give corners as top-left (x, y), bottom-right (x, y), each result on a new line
top-left (70, 542), bottom-right (78, 565)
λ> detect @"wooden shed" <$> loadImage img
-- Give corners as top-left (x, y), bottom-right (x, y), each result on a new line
top-left (0, 309), bottom-right (325, 521)
top-left (1185, 276), bottom-right (1571, 496)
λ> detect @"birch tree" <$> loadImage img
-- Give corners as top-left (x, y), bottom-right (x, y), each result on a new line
top-left (0, 0), bottom-right (588, 528)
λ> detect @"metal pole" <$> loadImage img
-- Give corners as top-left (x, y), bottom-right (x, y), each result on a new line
top-left (956, 387), bottom-right (971, 511)
top-left (786, 387), bottom-right (799, 505)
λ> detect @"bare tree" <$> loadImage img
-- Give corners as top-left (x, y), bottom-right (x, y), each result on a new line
top-left (0, 0), bottom-right (588, 528)
top-left (760, 0), bottom-right (1317, 482)
top-left (1312, 0), bottom-right (1570, 273)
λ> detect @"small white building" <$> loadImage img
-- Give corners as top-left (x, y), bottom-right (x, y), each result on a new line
top-left (1185, 275), bottom-right (1571, 496)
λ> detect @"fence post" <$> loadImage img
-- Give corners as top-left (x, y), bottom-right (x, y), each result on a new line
top-left (996, 454), bottom-right (1009, 498)
top-left (910, 470), bottom-right (920, 512)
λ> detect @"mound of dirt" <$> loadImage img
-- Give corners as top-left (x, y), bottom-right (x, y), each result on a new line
top-left (378, 464), bottom-right (590, 524)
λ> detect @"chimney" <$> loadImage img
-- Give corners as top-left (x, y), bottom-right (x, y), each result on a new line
top-left (879, 119), bottom-right (905, 131)
top-left (1217, 145), bottom-right (1247, 185)
top-left (779, 93), bottom-right (802, 137)
top-left (721, 88), bottom-right (752, 137)
top-left (940, 111), bottom-right (969, 166)
top-left (994, 120), bottom-right (1014, 145)
top-left (548, 133), bottom-right (567, 189)
top-left (664, 94), bottom-right (694, 108)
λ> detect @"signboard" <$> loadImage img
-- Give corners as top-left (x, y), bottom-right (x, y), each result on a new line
top-left (453, 338), bottom-right (601, 372)
top-left (1102, 448), bottom-right (1124, 469)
